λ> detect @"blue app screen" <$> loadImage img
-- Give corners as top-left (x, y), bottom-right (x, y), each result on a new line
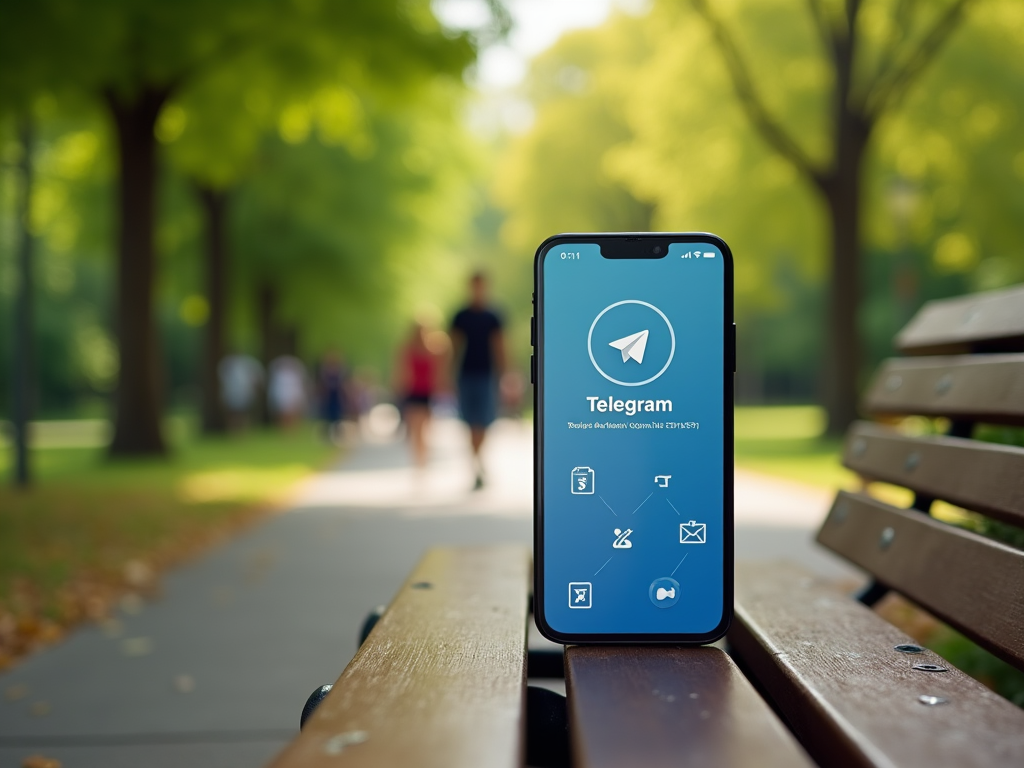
top-left (541, 241), bottom-right (726, 636)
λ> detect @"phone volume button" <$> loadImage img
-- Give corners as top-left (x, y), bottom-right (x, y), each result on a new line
top-left (530, 354), bottom-right (535, 384)
top-left (531, 316), bottom-right (536, 347)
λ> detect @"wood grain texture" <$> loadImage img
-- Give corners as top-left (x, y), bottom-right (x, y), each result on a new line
top-left (863, 354), bottom-right (1024, 424)
top-left (267, 546), bottom-right (530, 768)
top-left (817, 491), bottom-right (1024, 669)
top-left (896, 284), bottom-right (1024, 355)
top-left (843, 421), bottom-right (1024, 527)
top-left (732, 562), bottom-right (1024, 768)
top-left (565, 646), bottom-right (812, 768)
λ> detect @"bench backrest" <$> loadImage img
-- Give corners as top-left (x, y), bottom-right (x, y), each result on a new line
top-left (815, 284), bottom-right (1024, 670)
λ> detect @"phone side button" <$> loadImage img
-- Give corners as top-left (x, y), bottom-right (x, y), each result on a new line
top-left (531, 316), bottom-right (536, 347)
top-left (530, 354), bottom-right (535, 384)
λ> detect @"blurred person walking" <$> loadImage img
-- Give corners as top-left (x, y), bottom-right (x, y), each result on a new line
top-left (218, 353), bottom-right (263, 431)
top-left (394, 322), bottom-right (448, 467)
top-left (268, 355), bottom-right (308, 429)
top-left (450, 272), bottom-right (506, 490)
top-left (317, 349), bottom-right (351, 443)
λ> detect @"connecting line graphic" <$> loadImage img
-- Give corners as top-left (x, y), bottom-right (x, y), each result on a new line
top-left (597, 495), bottom-right (618, 517)
top-left (670, 553), bottom-right (688, 577)
top-left (594, 555), bottom-right (614, 576)
top-left (631, 491), bottom-right (654, 516)
top-left (666, 499), bottom-right (681, 516)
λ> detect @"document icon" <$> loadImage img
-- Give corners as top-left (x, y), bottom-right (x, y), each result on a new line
top-left (570, 466), bottom-right (595, 494)
top-left (680, 520), bottom-right (707, 544)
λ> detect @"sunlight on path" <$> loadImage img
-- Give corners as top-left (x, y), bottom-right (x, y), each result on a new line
top-left (294, 418), bottom-right (533, 517)
top-left (295, 416), bottom-right (834, 528)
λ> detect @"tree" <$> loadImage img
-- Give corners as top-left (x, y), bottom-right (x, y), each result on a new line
top-left (10, 120), bottom-right (34, 486)
top-left (230, 81), bottom-right (482, 376)
top-left (160, 52), bottom-right (471, 432)
top-left (1, 0), bottom-right (476, 453)
top-left (688, 0), bottom-right (974, 434)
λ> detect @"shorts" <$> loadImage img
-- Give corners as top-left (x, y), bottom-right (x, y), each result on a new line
top-left (404, 392), bottom-right (431, 408)
top-left (457, 374), bottom-right (497, 428)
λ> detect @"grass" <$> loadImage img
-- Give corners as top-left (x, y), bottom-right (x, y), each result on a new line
top-left (734, 405), bottom-right (856, 490)
top-left (0, 419), bottom-right (337, 667)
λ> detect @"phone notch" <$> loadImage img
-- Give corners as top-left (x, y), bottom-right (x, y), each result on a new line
top-left (599, 236), bottom-right (671, 259)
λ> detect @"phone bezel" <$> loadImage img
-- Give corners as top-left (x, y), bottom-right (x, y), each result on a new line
top-left (533, 232), bottom-right (735, 644)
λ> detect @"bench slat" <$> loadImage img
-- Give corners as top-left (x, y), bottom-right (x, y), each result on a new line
top-left (897, 284), bottom-right (1024, 355)
top-left (268, 546), bottom-right (530, 768)
top-left (817, 492), bottom-right (1024, 669)
top-left (843, 422), bottom-right (1024, 527)
top-left (863, 354), bottom-right (1024, 425)
top-left (566, 646), bottom-right (812, 768)
top-left (732, 562), bottom-right (1024, 768)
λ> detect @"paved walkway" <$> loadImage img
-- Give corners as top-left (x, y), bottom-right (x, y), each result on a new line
top-left (0, 418), bottom-right (861, 767)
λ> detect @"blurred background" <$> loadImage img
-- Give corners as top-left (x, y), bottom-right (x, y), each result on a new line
top-left (1, 0), bottom-right (1023, 764)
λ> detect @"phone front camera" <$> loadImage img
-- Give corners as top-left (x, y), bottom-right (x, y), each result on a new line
top-left (653, 246), bottom-right (662, 255)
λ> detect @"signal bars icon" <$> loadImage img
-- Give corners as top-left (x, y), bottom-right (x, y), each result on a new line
top-left (680, 250), bottom-right (716, 259)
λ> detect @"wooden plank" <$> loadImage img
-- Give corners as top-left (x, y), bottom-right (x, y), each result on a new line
top-left (896, 284), bottom-right (1024, 355)
top-left (843, 421), bottom-right (1024, 528)
top-left (268, 546), bottom-right (530, 768)
top-left (817, 492), bottom-right (1024, 669)
top-left (732, 562), bottom-right (1024, 768)
top-left (566, 646), bottom-right (812, 768)
top-left (863, 354), bottom-right (1024, 425)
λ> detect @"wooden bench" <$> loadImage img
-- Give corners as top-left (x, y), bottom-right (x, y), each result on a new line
top-left (269, 284), bottom-right (1024, 767)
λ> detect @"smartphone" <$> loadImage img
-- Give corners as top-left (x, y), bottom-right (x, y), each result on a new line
top-left (532, 233), bottom-right (734, 644)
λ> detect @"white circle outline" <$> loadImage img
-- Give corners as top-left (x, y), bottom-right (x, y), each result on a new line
top-left (587, 299), bottom-right (676, 387)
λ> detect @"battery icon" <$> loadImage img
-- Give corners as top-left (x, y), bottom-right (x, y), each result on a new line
top-left (703, 251), bottom-right (716, 258)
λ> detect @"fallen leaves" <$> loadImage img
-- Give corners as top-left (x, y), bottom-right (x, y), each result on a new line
top-left (22, 756), bottom-right (61, 768)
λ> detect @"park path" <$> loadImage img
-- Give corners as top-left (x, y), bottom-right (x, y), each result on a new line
top-left (0, 417), bottom-right (860, 768)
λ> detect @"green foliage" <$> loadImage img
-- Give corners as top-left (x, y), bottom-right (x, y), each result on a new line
top-left (929, 626), bottom-right (1024, 707)
top-left (491, 0), bottom-right (1024, 399)
top-left (0, 422), bottom-right (335, 620)
top-left (0, 0), bottom-right (494, 415)
top-left (229, 83), bottom-right (481, 372)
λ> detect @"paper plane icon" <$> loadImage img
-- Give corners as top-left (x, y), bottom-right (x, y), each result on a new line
top-left (609, 329), bottom-right (649, 364)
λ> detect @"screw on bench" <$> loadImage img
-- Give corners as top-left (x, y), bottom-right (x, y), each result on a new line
top-left (912, 663), bottom-right (948, 673)
top-left (359, 606), bottom-right (386, 646)
top-left (879, 527), bottom-right (895, 550)
top-left (301, 684), bottom-right (333, 729)
top-left (894, 644), bottom-right (924, 654)
top-left (918, 695), bottom-right (949, 706)
top-left (857, 419), bottom-right (974, 609)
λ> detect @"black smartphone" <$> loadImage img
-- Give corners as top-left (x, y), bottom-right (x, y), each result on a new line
top-left (532, 233), bottom-right (734, 644)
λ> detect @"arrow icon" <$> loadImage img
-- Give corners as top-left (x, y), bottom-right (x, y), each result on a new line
top-left (609, 329), bottom-right (649, 364)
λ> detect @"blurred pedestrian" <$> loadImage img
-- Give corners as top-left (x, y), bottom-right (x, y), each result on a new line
top-left (394, 322), bottom-right (448, 467)
top-left (317, 349), bottom-right (351, 443)
top-left (268, 355), bottom-right (308, 429)
top-left (218, 353), bottom-right (263, 431)
top-left (450, 272), bottom-right (505, 489)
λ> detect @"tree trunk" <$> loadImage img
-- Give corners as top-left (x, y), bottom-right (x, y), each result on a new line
top-left (257, 284), bottom-right (277, 426)
top-left (106, 88), bottom-right (169, 456)
top-left (11, 119), bottom-right (34, 487)
top-left (820, 115), bottom-right (869, 437)
top-left (198, 185), bottom-right (229, 434)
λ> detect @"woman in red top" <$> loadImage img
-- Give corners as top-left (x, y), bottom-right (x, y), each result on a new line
top-left (394, 322), bottom-right (448, 467)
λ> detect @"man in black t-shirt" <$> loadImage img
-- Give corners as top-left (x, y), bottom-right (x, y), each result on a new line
top-left (450, 272), bottom-right (506, 490)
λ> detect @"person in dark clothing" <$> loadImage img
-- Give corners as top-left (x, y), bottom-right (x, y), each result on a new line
top-left (450, 272), bottom-right (506, 489)
top-left (317, 349), bottom-right (350, 443)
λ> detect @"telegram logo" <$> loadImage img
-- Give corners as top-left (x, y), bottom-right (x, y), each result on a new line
top-left (609, 330), bottom-right (648, 364)
top-left (588, 300), bottom-right (675, 387)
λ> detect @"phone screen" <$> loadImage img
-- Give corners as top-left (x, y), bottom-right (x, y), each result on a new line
top-left (536, 237), bottom-right (731, 640)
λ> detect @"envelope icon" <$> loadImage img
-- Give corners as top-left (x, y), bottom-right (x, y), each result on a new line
top-left (680, 520), bottom-right (707, 544)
